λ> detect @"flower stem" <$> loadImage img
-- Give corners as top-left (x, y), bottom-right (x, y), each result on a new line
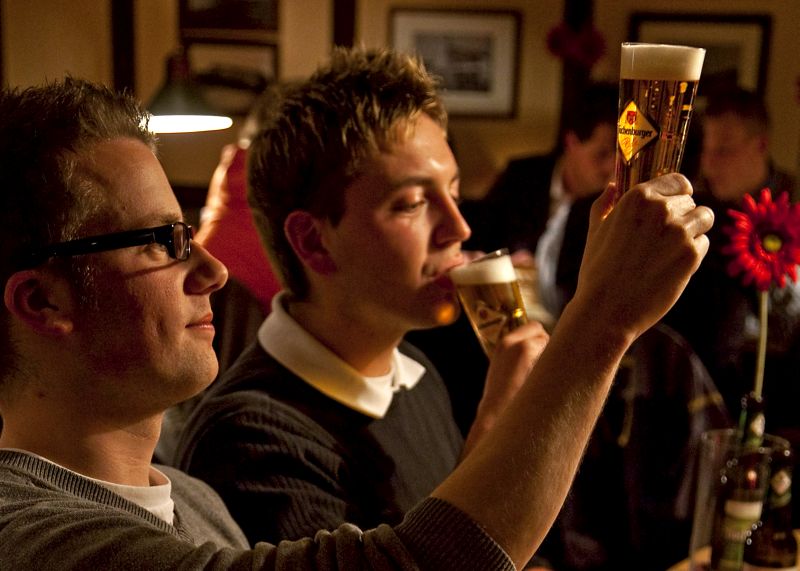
top-left (754, 290), bottom-right (769, 399)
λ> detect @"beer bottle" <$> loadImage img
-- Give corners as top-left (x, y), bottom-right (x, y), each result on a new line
top-left (743, 446), bottom-right (798, 570)
top-left (739, 392), bottom-right (767, 450)
top-left (710, 393), bottom-right (769, 571)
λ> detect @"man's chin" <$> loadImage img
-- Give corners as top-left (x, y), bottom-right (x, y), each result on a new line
top-left (188, 358), bottom-right (219, 395)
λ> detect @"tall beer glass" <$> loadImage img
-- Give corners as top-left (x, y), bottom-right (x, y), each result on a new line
top-left (450, 249), bottom-right (527, 356)
top-left (615, 43), bottom-right (705, 199)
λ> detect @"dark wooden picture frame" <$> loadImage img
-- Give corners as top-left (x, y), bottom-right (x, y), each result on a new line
top-left (629, 12), bottom-right (772, 97)
top-left (390, 8), bottom-right (521, 118)
top-left (180, 0), bottom-right (279, 43)
top-left (184, 38), bottom-right (278, 117)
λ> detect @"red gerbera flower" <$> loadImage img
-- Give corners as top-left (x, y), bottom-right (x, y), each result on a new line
top-left (722, 188), bottom-right (800, 292)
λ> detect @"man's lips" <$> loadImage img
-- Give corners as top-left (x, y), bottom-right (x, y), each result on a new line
top-left (424, 255), bottom-right (466, 290)
top-left (187, 313), bottom-right (215, 330)
top-left (432, 272), bottom-right (456, 290)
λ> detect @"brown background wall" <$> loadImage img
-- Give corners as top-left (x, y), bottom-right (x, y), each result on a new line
top-left (2, 0), bottom-right (798, 200)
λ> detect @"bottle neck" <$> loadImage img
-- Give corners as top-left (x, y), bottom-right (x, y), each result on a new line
top-left (738, 392), bottom-right (766, 450)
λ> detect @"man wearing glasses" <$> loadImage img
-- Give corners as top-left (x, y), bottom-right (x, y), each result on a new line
top-left (21, 222), bottom-right (194, 268)
top-left (0, 74), bottom-right (712, 569)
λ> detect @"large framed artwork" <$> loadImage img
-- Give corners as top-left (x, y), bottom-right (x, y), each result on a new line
top-left (179, 0), bottom-right (280, 116)
top-left (180, 0), bottom-right (278, 43)
top-left (630, 12), bottom-right (772, 96)
top-left (390, 8), bottom-right (521, 118)
top-left (184, 39), bottom-right (277, 116)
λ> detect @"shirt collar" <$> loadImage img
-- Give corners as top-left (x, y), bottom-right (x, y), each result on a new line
top-left (549, 159), bottom-right (572, 212)
top-left (258, 293), bottom-right (425, 418)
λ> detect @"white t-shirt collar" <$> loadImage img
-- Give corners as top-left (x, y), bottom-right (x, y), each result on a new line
top-left (258, 293), bottom-right (425, 418)
top-left (1, 448), bottom-right (175, 524)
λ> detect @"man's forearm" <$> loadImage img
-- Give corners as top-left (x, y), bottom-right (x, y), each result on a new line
top-left (431, 296), bottom-right (634, 568)
top-left (460, 321), bottom-right (549, 461)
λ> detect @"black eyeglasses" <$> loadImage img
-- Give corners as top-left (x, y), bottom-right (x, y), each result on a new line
top-left (20, 222), bottom-right (193, 269)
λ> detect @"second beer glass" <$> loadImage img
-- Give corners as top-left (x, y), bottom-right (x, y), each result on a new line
top-left (615, 43), bottom-right (705, 199)
top-left (449, 249), bottom-right (528, 356)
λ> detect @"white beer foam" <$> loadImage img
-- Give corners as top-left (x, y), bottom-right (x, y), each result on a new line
top-left (620, 43), bottom-right (705, 81)
top-left (450, 254), bottom-right (517, 285)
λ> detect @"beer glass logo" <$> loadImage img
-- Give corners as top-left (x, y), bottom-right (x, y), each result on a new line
top-left (474, 300), bottom-right (508, 347)
top-left (617, 100), bottom-right (658, 163)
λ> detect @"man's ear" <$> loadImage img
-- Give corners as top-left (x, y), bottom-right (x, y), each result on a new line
top-left (4, 270), bottom-right (74, 336)
top-left (755, 133), bottom-right (770, 155)
top-left (563, 130), bottom-right (580, 153)
top-left (284, 210), bottom-right (337, 275)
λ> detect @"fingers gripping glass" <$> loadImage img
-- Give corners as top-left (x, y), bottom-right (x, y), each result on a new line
top-left (21, 222), bottom-right (193, 269)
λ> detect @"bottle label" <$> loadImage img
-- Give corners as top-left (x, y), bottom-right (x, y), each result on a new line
top-left (616, 100), bottom-right (658, 163)
top-left (725, 499), bottom-right (763, 520)
top-left (718, 500), bottom-right (764, 570)
top-left (472, 300), bottom-right (509, 351)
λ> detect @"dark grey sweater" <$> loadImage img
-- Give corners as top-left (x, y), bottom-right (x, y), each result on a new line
top-left (0, 450), bottom-right (513, 570)
top-left (174, 341), bottom-right (464, 546)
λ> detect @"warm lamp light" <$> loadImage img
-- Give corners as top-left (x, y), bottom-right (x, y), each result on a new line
top-left (147, 49), bottom-right (233, 134)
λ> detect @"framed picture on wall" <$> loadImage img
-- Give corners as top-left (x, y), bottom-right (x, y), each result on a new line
top-left (629, 13), bottom-right (772, 97)
top-left (180, 0), bottom-right (279, 43)
top-left (186, 39), bottom-right (277, 116)
top-left (390, 8), bottom-right (521, 118)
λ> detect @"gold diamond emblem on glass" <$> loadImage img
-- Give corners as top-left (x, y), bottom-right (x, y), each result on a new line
top-left (617, 100), bottom-right (659, 163)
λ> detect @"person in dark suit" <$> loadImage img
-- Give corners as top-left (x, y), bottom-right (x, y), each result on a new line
top-left (462, 82), bottom-right (617, 319)
top-left (666, 88), bottom-right (799, 412)
top-left (664, 88), bottom-right (800, 525)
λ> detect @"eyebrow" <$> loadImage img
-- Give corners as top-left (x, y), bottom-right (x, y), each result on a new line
top-left (389, 169), bottom-right (461, 192)
top-left (129, 211), bottom-right (186, 229)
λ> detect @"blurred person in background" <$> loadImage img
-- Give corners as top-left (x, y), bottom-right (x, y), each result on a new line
top-left (665, 87), bottom-right (800, 523)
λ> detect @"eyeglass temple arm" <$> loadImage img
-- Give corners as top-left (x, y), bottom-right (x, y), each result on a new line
top-left (24, 228), bottom-right (160, 268)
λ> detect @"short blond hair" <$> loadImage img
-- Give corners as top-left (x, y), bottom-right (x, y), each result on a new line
top-left (247, 46), bottom-right (447, 299)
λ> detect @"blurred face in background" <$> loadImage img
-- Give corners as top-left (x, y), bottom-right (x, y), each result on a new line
top-left (562, 123), bottom-right (616, 199)
top-left (700, 112), bottom-right (769, 202)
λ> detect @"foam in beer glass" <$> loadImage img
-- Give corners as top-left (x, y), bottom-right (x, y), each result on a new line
top-left (615, 43), bottom-right (705, 200)
top-left (449, 249), bottom-right (528, 356)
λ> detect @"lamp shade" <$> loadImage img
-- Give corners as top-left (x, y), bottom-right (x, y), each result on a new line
top-left (147, 49), bottom-right (233, 134)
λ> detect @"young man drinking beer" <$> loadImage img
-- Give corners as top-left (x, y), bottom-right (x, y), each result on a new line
top-left (173, 46), bottom-right (713, 566)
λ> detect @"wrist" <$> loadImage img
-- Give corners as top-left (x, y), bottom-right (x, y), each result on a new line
top-left (555, 295), bottom-right (637, 365)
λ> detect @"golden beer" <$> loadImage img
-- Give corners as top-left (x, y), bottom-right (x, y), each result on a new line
top-left (450, 250), bottom-right (527, 356)
top-left (615, 43), bottom-right (705, 199)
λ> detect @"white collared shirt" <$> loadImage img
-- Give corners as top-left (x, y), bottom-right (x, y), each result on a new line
top-left (535, 160), bottom-right (572, 315)
top-left (258, 293), bottom-right (426, 419)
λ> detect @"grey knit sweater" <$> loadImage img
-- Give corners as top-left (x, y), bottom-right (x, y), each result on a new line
top-left (0, 450), bottom-right (514, 570)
